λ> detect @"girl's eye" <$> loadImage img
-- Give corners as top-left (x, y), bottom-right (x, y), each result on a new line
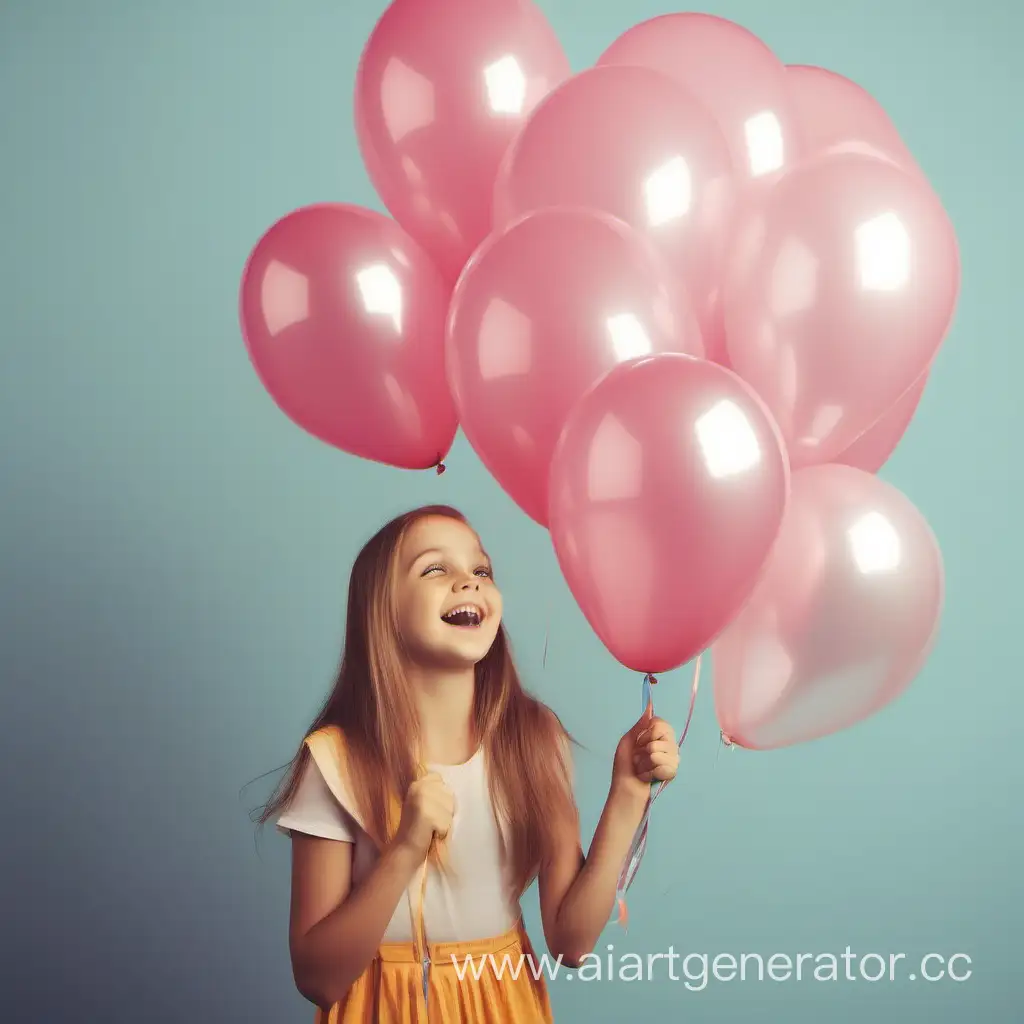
top-left (421, 563), bottom-right (492, 578)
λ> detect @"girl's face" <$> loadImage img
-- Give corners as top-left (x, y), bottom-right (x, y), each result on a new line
top-left (394, 515), bottom-right (503, 670)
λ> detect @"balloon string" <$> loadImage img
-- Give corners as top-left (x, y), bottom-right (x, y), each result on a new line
top-left (614, 655), bottom-right (701, 929)
top-left (541, 581), bottom-right (553, 669)
top-left (418, 851), bottom-right (431, 1012)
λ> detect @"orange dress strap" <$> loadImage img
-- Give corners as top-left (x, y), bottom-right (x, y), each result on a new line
top-left (304, 726), bottom-right (367, 832)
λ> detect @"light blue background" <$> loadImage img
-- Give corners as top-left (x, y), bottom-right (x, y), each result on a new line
top-left (2, 1), bottom-right (1019, 1021)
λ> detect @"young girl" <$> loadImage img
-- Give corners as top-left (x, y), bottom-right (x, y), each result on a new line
top-left (259, 504), bottom-right (679, 1022)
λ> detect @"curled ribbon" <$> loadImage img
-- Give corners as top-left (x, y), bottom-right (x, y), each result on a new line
top-left (614, 656), bottom-right (701, 929)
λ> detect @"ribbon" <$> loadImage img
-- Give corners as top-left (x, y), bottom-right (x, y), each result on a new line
top-left (409, 763), bottom-right (448, 1018)
top-left (416, 849), bottom-right (431, 1010)
top-left (614, 656), bottom-right (701, 928)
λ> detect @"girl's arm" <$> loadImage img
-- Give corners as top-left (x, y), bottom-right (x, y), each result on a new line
top-left (288, 771), bottom-right (453, 1008)
top-left (538, 780), bottom-right (647, 967)
top-left (539, 709), bottom-right (678, 966)
top-left (288, 834), bottom-right (422, 1008)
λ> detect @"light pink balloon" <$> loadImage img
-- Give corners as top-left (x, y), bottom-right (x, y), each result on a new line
top-left (493, 64), bottom-right (736, 363)
top-left (597, 13), bottom-right (804, 188)
top-left (446, 207), bottom-right (703, 526)
top-left (712, 463), bottom-right (944, 750)
top-left (548, 353), bottom-right (789, 674)
top-left (786, 64), bottom-right (920, 173)
top-left (354, 0), bottom-right (570, 284)
top-left (834, 373), bottom-right (927, 473)
top-left (239, 203), bottom-right (456, 469)
top-left (722, 151), bottom-right (960, 469)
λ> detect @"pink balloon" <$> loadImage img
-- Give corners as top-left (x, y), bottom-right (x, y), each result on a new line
top-left (597, 13), bottom-right (804, 188)
top-left (722, 152), bottom-right (959, 469)
top-left (354, 0), bottom-right (570, 283)
top-left (239, 203), bottom-right (457, 469)
top-left (834, 373), bottom-right (927, 473)
top-left (712, 463), bottom-right (944, 750)
top-left (493, 65), bottom-right (736, 363)
top-left (786, 64), bottom-right (920, 173)
top-left (548, 353), bottom-right (790, 674)
top-left (446, 207), bottom-right (703, 527)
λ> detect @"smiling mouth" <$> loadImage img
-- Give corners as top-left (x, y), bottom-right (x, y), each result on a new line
top-left (441, 605), bottom-right (484, 628)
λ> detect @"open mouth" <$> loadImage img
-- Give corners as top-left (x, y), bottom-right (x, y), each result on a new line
top-left (441, 604), bottom-right (485, 628)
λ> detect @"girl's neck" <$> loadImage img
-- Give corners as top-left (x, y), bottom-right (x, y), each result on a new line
top-left (407, 663), bottom-right (477, 765)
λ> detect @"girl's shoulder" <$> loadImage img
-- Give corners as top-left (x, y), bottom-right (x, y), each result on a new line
top-left (304, 723), bottom-right (346, 760)
top-left (301, 725), bottom-right (367, 831)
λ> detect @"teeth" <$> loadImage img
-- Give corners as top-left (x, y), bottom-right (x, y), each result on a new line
top-left (442, 604), bottom-right (483, 624)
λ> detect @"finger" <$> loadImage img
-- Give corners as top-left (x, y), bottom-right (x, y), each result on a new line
top-left (425, 779), bottom-right (453, 799)
top-left (636, 758), bottom-right (678, 780)
top-left (432, 803), bottom-right (454, 824)
top-left (646, 719), bottom-right (675, 743)
top-left (428, 793), bottom-right (456, 816)
top-left (638, 717), bottom-right (675, 746)
top-left (635, 747), bottom-right (675, 765)
top-left (644, 739), bottom-right (677, 758)
top-left (635, 750), bottom-right (677, 773)
top-left (633, 698), bottom-right (654, 734)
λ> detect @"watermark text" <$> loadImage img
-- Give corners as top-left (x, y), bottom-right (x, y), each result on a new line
top-left (449, 944), bottom-right (973, 990)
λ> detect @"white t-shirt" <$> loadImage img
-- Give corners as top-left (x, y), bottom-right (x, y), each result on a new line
top-left (276, 746), bottom-right (521, 944)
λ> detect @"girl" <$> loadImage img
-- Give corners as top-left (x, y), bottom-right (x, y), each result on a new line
top-left (258, 504), bottom-right (679, 1022)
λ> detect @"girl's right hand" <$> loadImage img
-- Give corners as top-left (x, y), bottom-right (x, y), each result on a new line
top-left (393, 772), bottom-right (455, 858)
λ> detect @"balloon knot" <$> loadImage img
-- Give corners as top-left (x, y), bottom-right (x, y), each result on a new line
top-left (434, 454), bottom-right (446, 475)
top-left (720, 731), bottom-right (734, 748)
top-left (645, 673), bottom-right (658, 685)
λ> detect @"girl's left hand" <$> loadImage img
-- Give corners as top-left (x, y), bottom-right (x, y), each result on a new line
top-left (612, 704), bottom-right (679, 804)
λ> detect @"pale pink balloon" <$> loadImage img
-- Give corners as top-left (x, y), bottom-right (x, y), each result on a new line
top-left (239, 203), bottom-right (456, 469)
top-left (493, 64), bottom-right (737, 363)
top-left (354, 0), bottom-right (570, 284)
top-left (722, 152), bottom-right (959, 469)
top-left (786, 64), bottom-right (920, 173)
top-left (834, 373), bottom-right (927, 473)
top-left (597, 13), bottom-right (804, 188)
top-left (446, 208), bottom-right (703, 527)
top-left (712, 463), bottom-right (944, 750)
top-left (548, 353), bottom-right (789, 674)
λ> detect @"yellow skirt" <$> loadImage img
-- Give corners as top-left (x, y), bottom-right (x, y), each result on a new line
top-left (314, 921), bottom-right (555, 1023)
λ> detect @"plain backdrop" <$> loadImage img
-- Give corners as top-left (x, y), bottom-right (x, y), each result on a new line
top-left (1, 1), bottom-right (1020, 1021)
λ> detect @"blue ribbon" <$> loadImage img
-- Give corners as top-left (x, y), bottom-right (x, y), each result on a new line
top-left (613, 658), bottom-right (701, 927)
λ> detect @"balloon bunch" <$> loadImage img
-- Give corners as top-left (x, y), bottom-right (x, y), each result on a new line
top-left (239, 2), bottom-right (958, 911)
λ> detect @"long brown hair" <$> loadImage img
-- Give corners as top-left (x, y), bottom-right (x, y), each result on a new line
top-left (255, 504), bottom-right (576, 897)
